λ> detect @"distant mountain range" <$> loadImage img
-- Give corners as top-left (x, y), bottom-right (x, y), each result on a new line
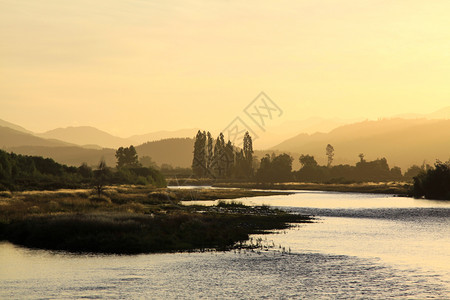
top-left (272, 118), bottom-right (450, 169)
top-left (0, 122), bottom-right (195, 168)
top-left (38, 126), bottom-right (199, 149)
top-left (393, 106), bottom-right (450, 119)
top-left (254, 117), bottom-right (355, 149)
top-left (1, 106), bottom-right (450, 171)
top-left (38, 126), bottom-right (131, 149)
top-left (130, 129), bottom-right (199, 146)
top-left (0, 119), bottom-right (34, 135)
top-left (0, 126), bottom-right (74, 148)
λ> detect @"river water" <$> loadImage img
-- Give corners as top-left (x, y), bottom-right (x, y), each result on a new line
top-left (1, 189), bottom-right (449, 299)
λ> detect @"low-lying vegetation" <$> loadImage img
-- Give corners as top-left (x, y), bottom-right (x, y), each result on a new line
top-left (412, 161), bottom-right (450, 200)
top-left (0, 149), bottom-right (166, 192)
top-left (0, 186), bottom-right (310, 254)
top-left (214, 182), bottom-right (411, 195)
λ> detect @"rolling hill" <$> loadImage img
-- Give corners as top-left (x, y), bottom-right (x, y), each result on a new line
top-left (39, 126), bottom-right (133, 149)
top-left (0, 119), bottom-right (33, 134)
top-left (8, 146), bottom-right (117, 167)
top-left (135, 138), bottom-right (194, 168)
top-left (7, 138), bottom-right (195, 169)
top-left (272, 118), bottom-right (450, 170)
top-left (394, 106), bottom-right (450, 119)
top-left (129, 128), bottom-right (199, 145)
top-left (0, 126), bottom-right (74, 148)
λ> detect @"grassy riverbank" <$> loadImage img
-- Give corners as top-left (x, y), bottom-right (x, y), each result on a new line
top-left (213, 182), bottom-right (411, 195)
top-left (0, 186), bottom-right (309, 254)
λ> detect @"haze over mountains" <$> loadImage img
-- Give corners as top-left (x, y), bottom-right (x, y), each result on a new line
top-left (272, 118), bottom-right (450, 169)
top-left (129, 129), bottom-right (199, 146)
top-left (0, 126), bottom-right (73, 148)
top-left (393, 106), bottom-right (450, 120)
top-left (39, 126), bottom-right (132, 149)
top-left (253, 117), bottom-right (356, 149)
top-left (38, 126), bottom-right (199, 149)
top-left (1, 106), bottom-right (450, 171)
top-left (0, 119), bottom-right (34, 135)
top-left (0, 124), bottom-right (195, 168)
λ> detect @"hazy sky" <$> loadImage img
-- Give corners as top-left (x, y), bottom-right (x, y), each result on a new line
top-left (1, 0), bottom-right (450, 136)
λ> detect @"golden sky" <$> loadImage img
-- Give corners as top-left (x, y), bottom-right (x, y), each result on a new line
top-left (1, 0), bottom-right (450, 136)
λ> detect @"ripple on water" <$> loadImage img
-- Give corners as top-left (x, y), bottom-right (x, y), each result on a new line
top-left (0, 247), bottom-right (448, 299)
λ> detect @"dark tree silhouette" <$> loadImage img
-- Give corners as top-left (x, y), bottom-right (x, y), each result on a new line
top-left (93, 159), bottom-right (109, 197)
top-left (139, 156), bottom-right (158, 168)
top-left (206, 131), bottom-right (213, 172)
top-left (299, 154), bottom-right (318, 168)
top-left (358, 153), bottom-right (365, 163)
top-left (413, 161), bottom-right (450, 200)
top-left (192, 130), bottom-right (207, 177)
top-left (212, 135), bottom-right (225, 177)
top-left (115, 145), bottom-right (140, 168)
top-left (243, 131), bottom-right (254, 178)
top-left (224, 140), bottom-right (235, 178)
top-left (78, 162), bottom-right (93, 178)
top-left (256, 153), bottom-right (293, 182)
top-left (326, 144), bottom-right (335, 167)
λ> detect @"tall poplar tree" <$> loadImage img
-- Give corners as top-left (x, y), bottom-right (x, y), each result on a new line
top-left (192, 130), bottom-right (207, 177)
top-left (206, 131), bottom-right (213, 174)
top-left (326, 144), bottom-right (335, 167)
top-left (243, 131), bottom-right (254, 178)
top-left (213, 135), bottom-right (224, 177)
top-left (224, 140), bottom-right (235, 178)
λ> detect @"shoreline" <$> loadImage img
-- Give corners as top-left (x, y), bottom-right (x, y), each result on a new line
top-left (212, 182), bottom-right (412, 196)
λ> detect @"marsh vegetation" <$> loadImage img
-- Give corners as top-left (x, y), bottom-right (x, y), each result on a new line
top-left (0, 186), bottom-right (309, 254)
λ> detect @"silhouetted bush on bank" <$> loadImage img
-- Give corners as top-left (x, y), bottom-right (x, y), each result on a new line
top-left (412, 161), bottom-right (450, 200)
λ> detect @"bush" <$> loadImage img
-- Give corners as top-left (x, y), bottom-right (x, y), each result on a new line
top-left (412, 161), bottom-right (450, 200)
top-left (217, 200), bottom-right (246, 208)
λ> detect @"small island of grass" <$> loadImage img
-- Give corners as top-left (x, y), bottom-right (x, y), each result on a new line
top-left (0, 186), bottom-right (310, 254)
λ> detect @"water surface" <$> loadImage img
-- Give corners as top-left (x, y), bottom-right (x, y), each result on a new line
top-left (1, 189), bottom-right (449, 299)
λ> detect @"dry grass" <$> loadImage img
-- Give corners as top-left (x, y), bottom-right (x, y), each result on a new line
top-left (0, 185), bottom-right (161, 222)
top-left (0, 185), bottom-right (292, 223)
top-left (0, 185), bottom-right (311, 254)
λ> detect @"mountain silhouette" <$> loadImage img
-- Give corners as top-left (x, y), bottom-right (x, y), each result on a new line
top-left (39, 126), bottom-right (132, 149)
top-left (272, 118), bottom-right (450, 170)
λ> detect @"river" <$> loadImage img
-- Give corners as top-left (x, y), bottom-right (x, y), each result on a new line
top-left (1, 189), bottom-right (449, 299)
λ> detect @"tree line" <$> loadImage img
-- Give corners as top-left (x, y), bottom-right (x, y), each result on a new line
top-left (191, 137), bottom-right (438, 186)
top-left (291, 152), bottom-right (406, 183)
top-left (258, 150), bottom-right (429, 183)
top-left (0, 146), bottom-right (166, 191)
